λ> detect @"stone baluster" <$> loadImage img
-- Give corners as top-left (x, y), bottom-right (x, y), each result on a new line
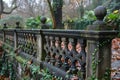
top-left (69, 59), bottom-right (79, 80)
top-left (62, 56), bottom-right (70, 71)
top-left (69, 59), bottom-right (78, 75)
top-left (28, 34), bottom-right (32, 55)
top-left (56, 55), bottom-right (63, 68)
top-left (44, 36), bottom-right (51, 62)
top-left (54, 37), bottom-right (62, 67)
top-left (50, 37), bottom-right (57, 65)
top-left (22, 33), bottom-right (26, 52)
top-left (24, 33), bottom-right (28, 53)
top-left (54, 37), bottom-right (61, 55)
top-left (29, 34), bottom-right (33, 55)
top-left (61, 37), bottom-right (67, 63)
top-left (28, 34), bottom-right (31, 54)
top-left (21, 35), bottom-right (25, 51)
top-left (76, 39), bottom-right (86, 79)
top-left (18, 37), bottom-right (22, 51)
top-left (49, 36), bottom-right (55, 54)
top-left (32, 34), bottom-right (37, 57)
top-left (25, 33), bottom-right (29, 54)
top-left (67, 38), bottom-right (76, 60)
top-left (44, 36), bottom-right (50, 53)
top-left (50, 53), bottom-right (56, 66)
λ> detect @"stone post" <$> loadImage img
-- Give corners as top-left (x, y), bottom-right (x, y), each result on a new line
top-left (14, 30), bottom-right (18, 50)
top-left (16, 22), bottom-right (21, 29)
top-left (3, 30), bottom-right (5, 42)
top-left (14, 22), bottom-right (21, 50)
top-left (37, 30), bottom-right (46, 61)
top-left (86, 6), bottom-right (118, 80)
top-left (3, 23), bottom-right (7, 29)
top-left (2, 23), bottom-right (7, 42)
top-left (37, 34), bottom-right (42, 61)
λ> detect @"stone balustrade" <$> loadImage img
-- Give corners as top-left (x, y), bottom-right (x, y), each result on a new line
top-left (0, 6), bottom-right (119, 80)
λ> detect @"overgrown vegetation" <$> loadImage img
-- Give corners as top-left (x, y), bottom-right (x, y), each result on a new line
top-left (25, 16), bottom-right (53, 29)
top-left (64, 10), bottom-right (95, 29)
top-left (25, 16), bottom-right (41, 29)
top-left (104, 10), bottom-right (120, 30)
top-left (0, 43), bottom-right (62, 80)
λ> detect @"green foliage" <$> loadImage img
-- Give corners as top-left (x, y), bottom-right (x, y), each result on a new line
top-left (105, 10), bottom-right (120, 21)
top-left (25, 16), bottom-right (53, 29)
top-left (64, 10), bottom-right (95, 30)
top-left (102, 68), bottom-right (111, 80)
top-left (0, 46), bottom-right (16, 80)
top-left (64, 19), bottom-right (94, 30)
top-left (83, 10), bottom-right (96, 20)
top-left (25, 16), bottom-right (41, 29)
top-left (29, 64), bottom-right (40, 75)
top-left (106, 0), bottom-right (120, 12)
top-left (104, 10), bottom-right (120, 30)
top-left (41, 68), bottom-right (53, 80)
top-left (46, 18), bottom-right (53, 29)
top-left (41, 68), bottom-right (63, 80)
top-left (15, 56), bottom-right (27, 64)
top-left (1, 43), bottom-right (62, 80)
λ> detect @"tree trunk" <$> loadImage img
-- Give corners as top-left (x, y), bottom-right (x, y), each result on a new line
top-left (47, 0), bottom-right (63, 29)
top-left (47, 0), bottom-right (56, 29)
top-left (53, 0), bottom-right (63, 29)
top-left (54, 6), bottom-right (63, 29)
top-left (0, 0), bottom-right (3, 19)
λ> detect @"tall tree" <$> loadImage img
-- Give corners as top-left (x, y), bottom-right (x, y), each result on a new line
top-left (0, 0), bottom-right (17, 19)
top-left (53, 0), bottom-right (63, 29)
top-left (47, 0), bottom-right (63, 29)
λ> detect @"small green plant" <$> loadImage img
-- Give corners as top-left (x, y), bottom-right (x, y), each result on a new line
top-left (83, 10), bottom-right (96, 20)
top-left (25, 16), bottom-right (41, 29)
top-left (104, 10), bottom-right (120, 30)
top-left (25, 16), bottom-right (53, 29)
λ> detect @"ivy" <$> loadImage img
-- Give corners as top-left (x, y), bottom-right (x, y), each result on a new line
top-left (102, 68), bottom-right (111, 80)
top-left (0, 50), bottom-right (16, 80)
top-left (1, 43), bottom-right (63, 80)
top-left (90, 39), bottom-right (110, 80)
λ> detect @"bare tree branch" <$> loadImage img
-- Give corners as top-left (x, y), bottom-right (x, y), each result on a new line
top-left (3, 5), bottom-right (17, 14)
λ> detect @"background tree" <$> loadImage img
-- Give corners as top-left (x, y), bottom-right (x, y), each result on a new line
top-left (47, 0), bottom-right (63, 29)
top-left (2, 0), bottom-right (50, 19)
top-left (16, 0), bottom-right (48, 18)
top-left (0, 0), bottom-right (17, 19)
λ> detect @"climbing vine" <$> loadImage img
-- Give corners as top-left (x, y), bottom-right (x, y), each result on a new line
top-left (0, 46), bottom-right (16, 80)
top-left (0, 43), bottom-right (63, 80)
top-left (90, 39), bottom-right (111, 80)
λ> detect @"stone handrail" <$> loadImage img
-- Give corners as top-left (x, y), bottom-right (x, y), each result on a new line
top-left (0, 28), bottom-right (118, 80)
top-left (0, 5), bottom-right (119, 80)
